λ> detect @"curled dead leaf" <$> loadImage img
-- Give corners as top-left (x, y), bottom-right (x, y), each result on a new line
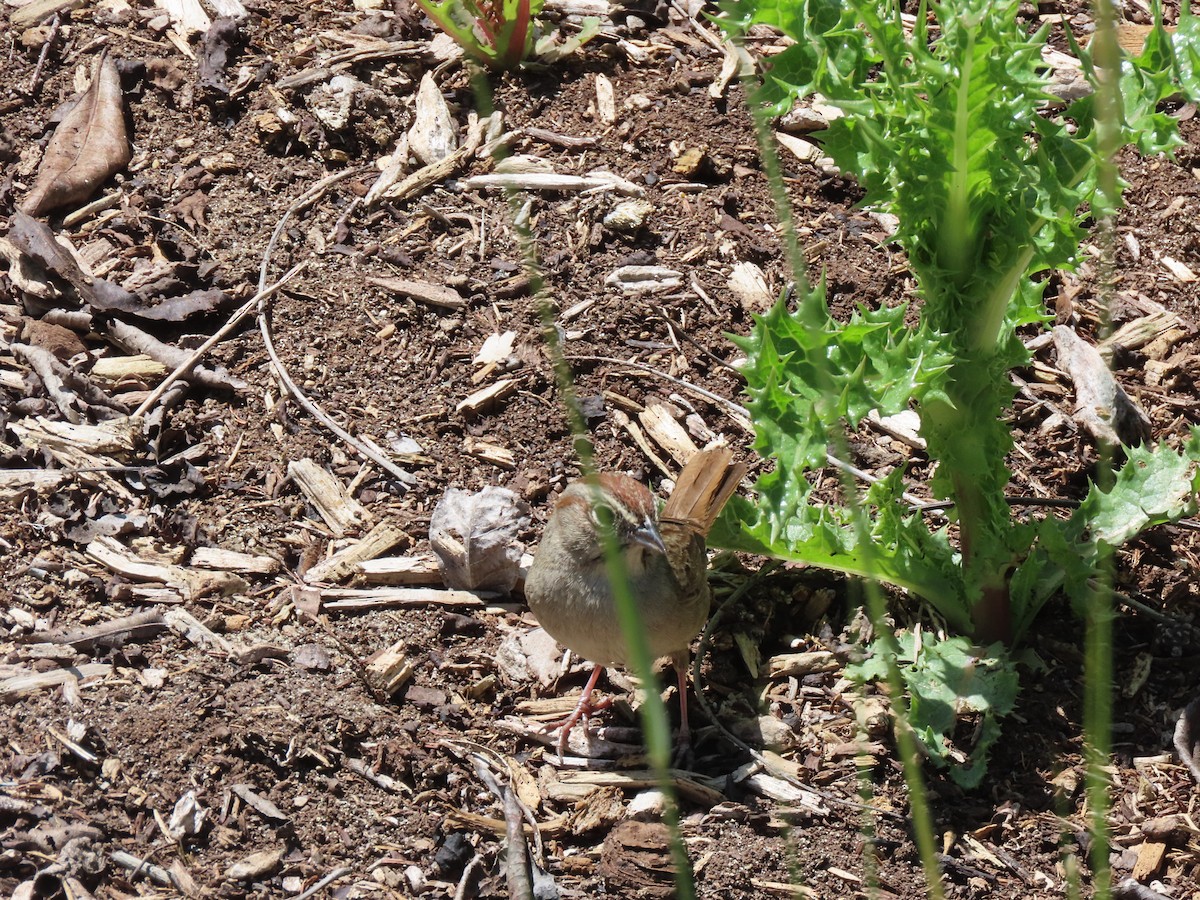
top-left (429, 486), bottom-right (530, 592)
top-left (22, 52), bottom-right (132, 216)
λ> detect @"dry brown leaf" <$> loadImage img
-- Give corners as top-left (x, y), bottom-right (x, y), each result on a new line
top-left (366, 275), bottom-right (465, 310)
top-left (409, 72), bottom-right (458, 166)
top-left (22, 52), bottom-right (132, 216)
top-left (199, 17), bottom-right (241, 95)
top-left (7, 212), bottom-right (234, 322)
top-left (429, 486), bottom-right (530, 592)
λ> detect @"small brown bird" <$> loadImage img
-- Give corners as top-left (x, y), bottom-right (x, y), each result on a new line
top-left (524, 447), bottom-right (744, 756)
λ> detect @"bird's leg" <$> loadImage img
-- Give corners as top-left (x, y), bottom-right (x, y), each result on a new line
top-left (667, 649), bottom-right (698, 768)
top-left (555, 664), bottom-right (608, 757)
top-left (674, 655), bottom-right (692, 748)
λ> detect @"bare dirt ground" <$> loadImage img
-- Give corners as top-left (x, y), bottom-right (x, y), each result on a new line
top-left (3, 1), bottom-right (1200, 898)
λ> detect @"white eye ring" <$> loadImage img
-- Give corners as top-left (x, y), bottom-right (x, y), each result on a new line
top-left (589, 503), bottom-right (616, 528)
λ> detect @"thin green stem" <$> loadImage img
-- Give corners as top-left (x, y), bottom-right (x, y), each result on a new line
top-left (747, 67), bottom-right (947, 900)
top-left (469, 68), bottom-right (695, 899)
top-left (1081, 0), bottom-right (1121, 895)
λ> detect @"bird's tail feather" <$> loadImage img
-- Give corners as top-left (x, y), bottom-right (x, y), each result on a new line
top-left (660, 446), bottom-right (745, 535)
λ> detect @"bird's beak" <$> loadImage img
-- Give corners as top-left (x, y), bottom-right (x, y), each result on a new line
top-left (631, 517), bottom-right (668, 556)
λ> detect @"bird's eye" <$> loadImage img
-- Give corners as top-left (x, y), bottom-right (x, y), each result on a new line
top-left (590, 502), bottom-right (616, 530)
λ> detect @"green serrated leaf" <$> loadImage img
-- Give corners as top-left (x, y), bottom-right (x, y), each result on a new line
top-left (719, 0), bottom-right (1196, 792)
top-left (849, 632), bottom-right (1018, 789)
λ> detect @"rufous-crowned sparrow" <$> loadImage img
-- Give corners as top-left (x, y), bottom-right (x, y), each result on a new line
top-left (524, 447), bottom-right (744, 756)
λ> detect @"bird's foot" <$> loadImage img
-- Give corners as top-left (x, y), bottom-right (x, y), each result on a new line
top-left (553, 692), bottom-right (613, 758)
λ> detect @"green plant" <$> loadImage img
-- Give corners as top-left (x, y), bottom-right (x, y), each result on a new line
top-left (416, 0), bottom-right (599, 69)
top-left (848, 631), bottom-right (1019, 787)
top-left (713, 0), bottom-right (1200, 783)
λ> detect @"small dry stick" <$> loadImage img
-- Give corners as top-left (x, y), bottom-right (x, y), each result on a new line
top-left (132, 260), bottom-right (308, 418)
top-left (453, 856), bottom-right (485, 900)
top-left (504, 788), bottom-right (534, 900)
top-left (26, 13), bottom-right (62, 95)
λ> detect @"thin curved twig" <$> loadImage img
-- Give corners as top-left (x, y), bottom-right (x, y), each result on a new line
top-left (253, 167), bottom-right (416, 487)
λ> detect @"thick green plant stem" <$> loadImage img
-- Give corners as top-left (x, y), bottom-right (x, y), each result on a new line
top-left (921, 371), bottom-right (1018, 643)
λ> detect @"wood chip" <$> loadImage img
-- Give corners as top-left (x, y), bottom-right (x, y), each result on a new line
top-left (1131, 840), bottom-right (1168, 880)
top-left (1100, 310), bottom-right (1183, 354)
top-left (736, 769), bottom-right (830, 814)
top-left (225, 847), bottom-right (284, 881)
top-left (605, 265), bottom-right (684, 295)
top-left (475, 333), bottom-right (516, 364)
top-left (752, 880), bottom-right (816, 898)
top-left (0, 663), bottom-right (112, 703)
top-left (710, 39), bottom-right (747, 99)
top-left (365, 640), bottom-right (415, 696)
top-left (727, 261), bottom-right (774, 313)
top-left (11, 0), bottom-right (85, 28)
top-left (356, 553), bottom-right (442, 585)
top-left (463, 436), bottom-right (517, 469)
top-left (366, 276), bottom-right (466, 310)
top-left (191, 547), bottom-right (280, 575)
top-left (637, 403), bottom-right (698, 467)
top-left (1159, 255), bottom-right (1196, 282)
top-left (161, 0), bottom-right (211, 38)
top-left (304, 519), bottom-right (410, 584)
top-left (87, 536), bottom-right (247, 600)
top-left (0, 469), bottom-right (77, 498)
top-left (595, 73), bottom-right (616, 124)
top-left (456, 378), bottom-right (519, 415)
top-left (287, 458), bottom-right (371, 537)
top-left (9, 415), bottom-right (137, 456)
top-left (319, 587), bottom-right (488, 612)
top-left (91, 354), bottom-right (168, 381)
top-left (776, 131), bottom-right (824, 162)
top-left (409, 72), bottom-right (458, 166)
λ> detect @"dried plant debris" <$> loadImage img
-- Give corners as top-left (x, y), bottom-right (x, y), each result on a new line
top-left (198, 17), bottom-right (243, 97)
top-left (1053, 324), bottom-right (1152, 448)
top-left (22, 52), bottom-right (131, 217)
top-left (409, 71), bottom-right (458, 166)
top-left (6, 213), bottom-right (235, 323)
top-left (429, 486), bottom-right (530, 592)
top-left (1173, 696), bottom-right (1200, 783)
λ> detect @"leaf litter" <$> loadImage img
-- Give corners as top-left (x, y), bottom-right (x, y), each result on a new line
top-left (2, 0), bottom-right (1200, 897)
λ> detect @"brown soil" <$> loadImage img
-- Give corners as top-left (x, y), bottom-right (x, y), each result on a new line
top-left (3, 1), bottom-right (1200, 898)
